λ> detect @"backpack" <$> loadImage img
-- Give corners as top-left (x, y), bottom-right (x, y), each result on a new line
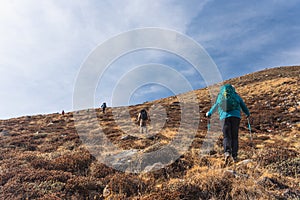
top-left (217, 84), bottom-right (240, 112)
top-left (140, 110), bottom-right (148, 120)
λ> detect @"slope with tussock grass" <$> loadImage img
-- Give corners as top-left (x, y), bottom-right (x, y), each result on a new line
top-left (0, 66), bottom-right (299, 199)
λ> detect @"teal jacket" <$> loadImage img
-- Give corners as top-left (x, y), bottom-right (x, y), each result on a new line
top-left (207, 93), bottom-right (250, 120)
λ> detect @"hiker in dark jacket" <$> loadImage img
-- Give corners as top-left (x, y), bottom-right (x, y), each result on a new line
top-left (137, 109), bottom-right (149, 133)
top-left (206, 84), bottom-right (250, 162)
top-left (101, 102), bottom-right (107, 114)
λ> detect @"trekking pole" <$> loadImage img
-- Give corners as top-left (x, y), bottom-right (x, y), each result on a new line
top-left (207, 118), bottom-right (211, 132)
top-left (247, 118), bottom-right (253, 142)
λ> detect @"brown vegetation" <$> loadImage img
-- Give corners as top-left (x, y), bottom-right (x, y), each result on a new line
top-left (0, 66), bottom-right (299, 199)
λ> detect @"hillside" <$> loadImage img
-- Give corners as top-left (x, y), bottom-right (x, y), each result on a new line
top-left (0, 66), bottom-right (299, 199)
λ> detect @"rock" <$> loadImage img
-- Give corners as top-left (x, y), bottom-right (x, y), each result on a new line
top-left (0, 130), bottom-right (9, 136)
top-left (108, 150), bottom-right (139, 170)
top-left (238, 159), bottom-right (253, 165)
top-left (288, 107), bottom-right (296, 113)
top-left (267, 129), bottom-right (273, 133)
top-left (275, 106), bottom-right (281, 111)
top-left (143, 162), bottom-right (164, 173)
top-left (121, 135), bottom-right (137, 140)
top-left (103, 185), bottom-right (110, 197)
top-left (47, 122), bottom-right (54, 126)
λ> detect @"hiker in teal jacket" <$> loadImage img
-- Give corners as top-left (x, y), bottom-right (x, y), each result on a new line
top-left (206, 84), bottom-right (250, 162)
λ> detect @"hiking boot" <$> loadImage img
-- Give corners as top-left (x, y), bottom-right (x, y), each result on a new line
top-left (224, 152), bottom-right (230, 163)
top-left (233, 157), bottom-right (238, 163)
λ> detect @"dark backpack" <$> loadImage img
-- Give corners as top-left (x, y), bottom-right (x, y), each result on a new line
top-left (217, 84), bottom-right (240, 112)
top-left (140, 110), bottom-right (148, 120)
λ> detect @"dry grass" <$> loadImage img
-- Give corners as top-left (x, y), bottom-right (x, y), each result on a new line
top-left (0, 66), bottom-right (299, 199)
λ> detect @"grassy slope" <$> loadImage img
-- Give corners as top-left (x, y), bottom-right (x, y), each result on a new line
top-left (0, 66), bottom-right (299, 199)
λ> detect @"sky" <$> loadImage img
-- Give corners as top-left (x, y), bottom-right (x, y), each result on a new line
top-left (0, 0), bottom-right (300, 119)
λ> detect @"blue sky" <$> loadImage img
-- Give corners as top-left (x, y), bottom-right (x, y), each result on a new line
top-left (0, 0), bottom-right (299, 119)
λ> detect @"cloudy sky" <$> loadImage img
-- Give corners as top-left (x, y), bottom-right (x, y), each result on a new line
top-left (0, 0), bottom-right (299, 119)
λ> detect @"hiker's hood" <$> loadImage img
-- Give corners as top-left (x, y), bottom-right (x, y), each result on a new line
top-left (220, 84), bottom-right (236, 93)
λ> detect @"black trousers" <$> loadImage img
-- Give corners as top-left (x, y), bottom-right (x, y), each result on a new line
top-left (221, 117), bottom-right (241, 158)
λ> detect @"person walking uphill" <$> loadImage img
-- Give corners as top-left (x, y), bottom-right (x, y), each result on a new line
top-left (137, 109), bottom-right (149, 134)
top-left (101, 102), bottom-right (107, 114)
top-left (206, 84), bottom-right (250, 163)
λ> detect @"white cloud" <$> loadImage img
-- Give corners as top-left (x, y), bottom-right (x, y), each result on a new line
top-left (0, 0), bottom-right (209, 118)
top-left (269, 47), bottom-right (300, 67)
top-left (1, 0), bottom-right (299, 119)
top-left (110, 64), bottom-right (195, 106)
top-left (189, 1), bottom-right (300, 79)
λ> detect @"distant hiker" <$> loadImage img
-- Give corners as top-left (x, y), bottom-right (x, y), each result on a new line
top-left (137, 109), bottom-right (149, 134)
top-left (206, 84), bottom-right (250, 163)
top-left (62, 110), bottom-right (65, 115)
top-left (101, 102), bottom-right (107, 114)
